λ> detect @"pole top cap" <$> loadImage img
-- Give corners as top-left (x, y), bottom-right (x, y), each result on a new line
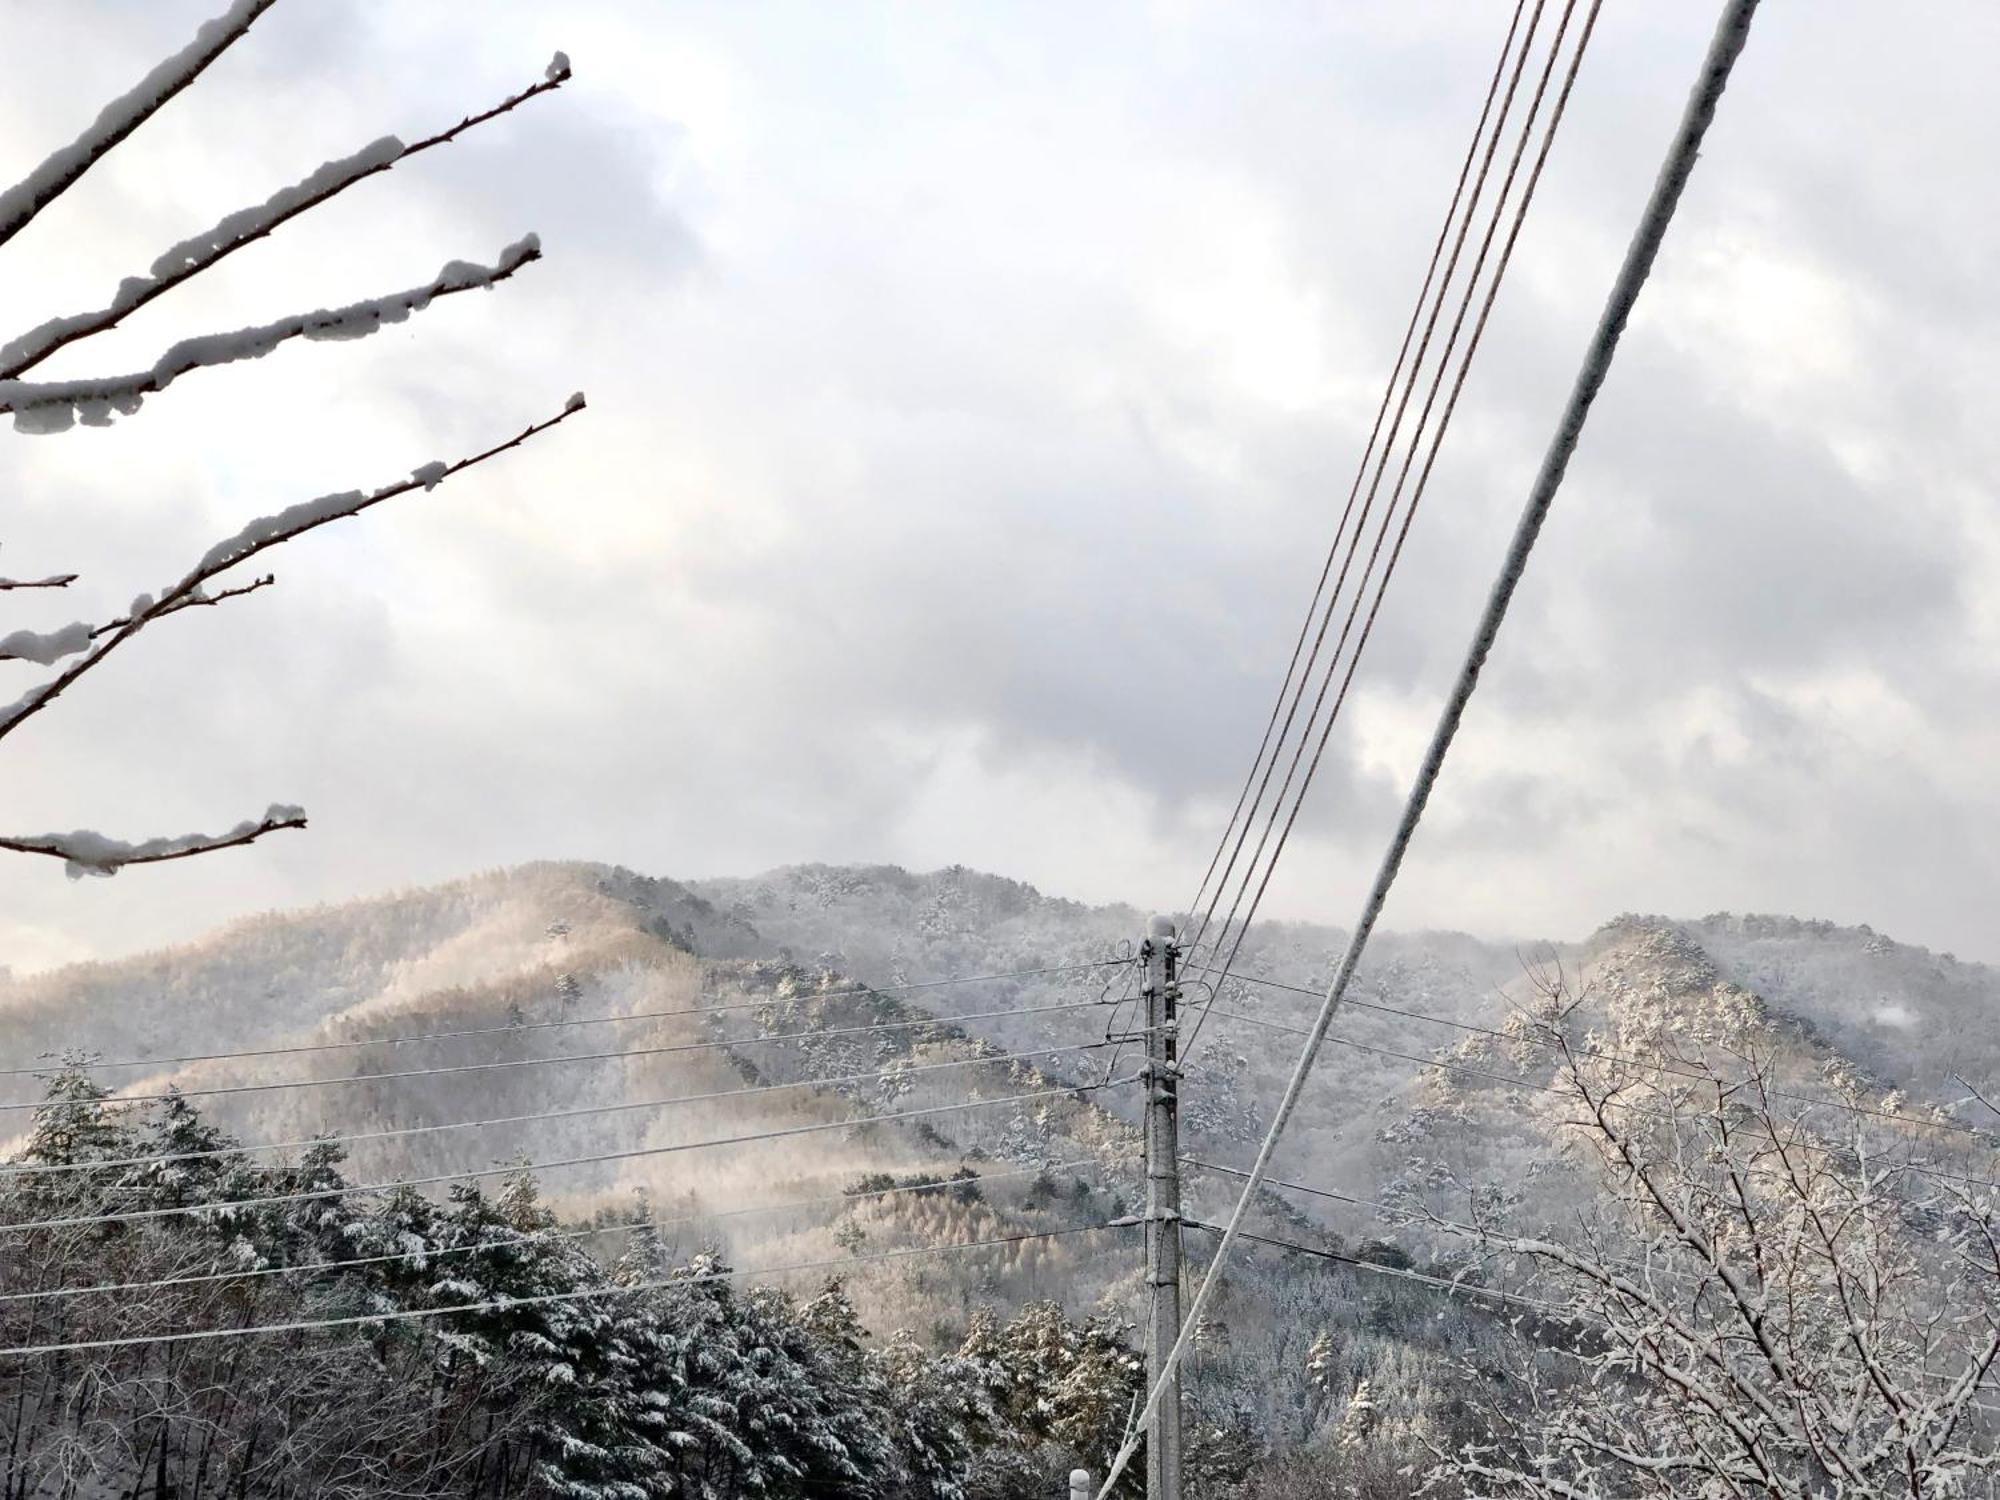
top-left (1148, 914), bottom-right (1177, 939)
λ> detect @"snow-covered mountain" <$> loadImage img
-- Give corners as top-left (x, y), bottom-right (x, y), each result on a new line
top-left (2, 858), bottom-right (1991, 1437)
top-left (8, 859), bottom-right (1993, 1229)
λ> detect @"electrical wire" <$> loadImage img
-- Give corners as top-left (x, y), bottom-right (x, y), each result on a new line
top-left (1189, 1002), bottom-right (2000, 1179)
top-left (0, 1219), bottom-right (1140, 1358)
top-left (0, 1154), bottom-right (1131, 1307)
top-left (1184, 0), bottom-right (1535, 936)
top-left (0, 960), bottom-right (1121, 1079)
top-left (0, 1075), bottom-right (1142, 1235)
top-left (0, 999), bottom-right (1126, 1116)
top-left (1189, 0), bottom-right (1565, 972)
top-left (1181, 1215), bottom-right (1560, 1313)
top-left (1195, 967), bottom-right (2000, 1147)
top-left (1098, 9), bottom-right (1763, 1491)
top-left (1184, 0), bottom-right (1600, 1066)
top-left (1184, 1), bottom-right (1557, 981)
top-left (1179, 1214), bottom-right (2000, 1411)
top-left (2, 1036), bottom-right (1140, 1180)
top-left (1, 1028), bottom-right (1130, 1176)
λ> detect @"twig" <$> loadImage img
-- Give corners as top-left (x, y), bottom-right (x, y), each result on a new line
top-left (0, 238), bottom-right (543, 432)
top-left (0, 575), bottom-right (78, 591)
top-left (0, 575), bottom-right (275, 663)
top-left (0, 395), bottom-right (585, 749)
top-left (1954, 1075), bottom-right (2000, 1126)
top-left (0, 62), bottom-right (573, 380)
top-left (0, 0), bottom-right (282, 253)
top-left (0, 807), bottom-right (308, 879)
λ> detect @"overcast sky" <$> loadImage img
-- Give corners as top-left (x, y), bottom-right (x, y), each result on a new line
top-left (2, 0), bottom-right (1996, 974)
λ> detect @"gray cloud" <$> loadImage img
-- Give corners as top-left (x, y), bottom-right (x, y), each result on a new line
top-left (2, 0), bottom-right (1997, 974)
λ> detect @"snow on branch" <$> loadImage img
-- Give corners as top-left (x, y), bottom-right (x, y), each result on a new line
top-left (0, 235), bottom-right (544, 433)
top-left (0, 804), bottom-right (307, 880)
top-left (0, 60), bottom-right (574, 380)
top-left (0, 0), bottom-right (281, 253)
top-left (0, 395), bottom-right (584, 749)
top-left (0, 621), bottom-right (93, 667)
top-left (0, 574), bottom-right (78, 591)
top-left (0, 574), bottom-right (273, 665)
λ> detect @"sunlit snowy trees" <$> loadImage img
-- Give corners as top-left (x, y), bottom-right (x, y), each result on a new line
top-left (0, 1070), bottom-right (1155, 1498)
top-left (1430, 967), bottom-right (2000, 1500)
top-left (0, 0), bottom-right (583, 878)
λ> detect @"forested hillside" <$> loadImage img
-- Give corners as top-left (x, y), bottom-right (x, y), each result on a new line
top-left (2, 860), bottom-right (1995, 1496)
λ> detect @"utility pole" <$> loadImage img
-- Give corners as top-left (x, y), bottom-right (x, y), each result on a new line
top-left (1141, 914), bottom-right (1183, 1500)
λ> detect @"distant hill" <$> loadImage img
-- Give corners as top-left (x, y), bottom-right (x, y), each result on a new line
top-left (3, 859), bottom-right (1993, 1445)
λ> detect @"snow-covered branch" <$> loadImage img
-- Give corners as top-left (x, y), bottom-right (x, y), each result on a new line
top-left (0, 235), bottom-right (544, 433)
top-left (1956, 1075), bottom-right (2000, 1127)
top-left (4, 9), bottom-right (584, 882)
top-left (0, 575), bottom-right (274, 665)
top-left (0, 804), bottom-right (306, 880)
top-left (0, 0), bottom-right (281, 253)
top-left (0, 395), bottom-right (583, 749)
top-left (0, 620), bottom-right (93, 667)
top-left (0, 59), bottom-right (573, 380)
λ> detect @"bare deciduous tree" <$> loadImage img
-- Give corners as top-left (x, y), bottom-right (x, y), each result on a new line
top-left (0, 0), bottom-right (584, 877)
top-left (1427, 966), bottom-right (2000, 1500)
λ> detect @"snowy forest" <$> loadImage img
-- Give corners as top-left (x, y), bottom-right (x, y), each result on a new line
top-left (1, 863), bottom-right (1994, 1499)
top-left (0, 1066), bottom-right (1158, 1498)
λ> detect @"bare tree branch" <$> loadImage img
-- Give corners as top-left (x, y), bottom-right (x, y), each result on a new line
top-left (0, 576), bottom-right (274, 665)
top-left (0, 237), bottom-right (544, 433)
top-left (0, 806), bottom-right (307, 880)
top-left (0, 395), bottom-right (584, 750)
top-left (0, 575), bottom-right (78, 592)
top-left (1955, 1075), bottom-right (2000, 1127)
top-left (0, 60), bottom-right (573, 380)
top-left (0, 0), bottom-right (282, 253)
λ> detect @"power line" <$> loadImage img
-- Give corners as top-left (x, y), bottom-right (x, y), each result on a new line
top-left (1186, 1155), bottom-right (2000, 1375)
top-left (1184, 0), bottom-right (1554, 978)
top-left (1184, 0), bottom-right (1535, 936)
top-left (1196, 968), bottom-right (2000, 1147)
top-left (0, 1035), bottom-right (1136, 1179)
top-left (0, 1154), bottom-right (1129, 1307)
top-left (1180, 1212), bottom-right (2000, 1412)
top-left (1189, 1002), bottom-right (2000, 1172)
top-left (1100, 7), bottom-right (1764, 1492)
top-left (0, 1219), bottom-right (1139, 1359)
top-left (0, 960), bottom-right (1122, 1080)
top-left (0, 1076), bottom-right (1141, 1235)
top-left (0, 999), bottom-right (1126, 1116)
top-left (1180, 1215), bottom-right (1560, 1314)
top-left (1184, 0), bottom-right (1600, 1066)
